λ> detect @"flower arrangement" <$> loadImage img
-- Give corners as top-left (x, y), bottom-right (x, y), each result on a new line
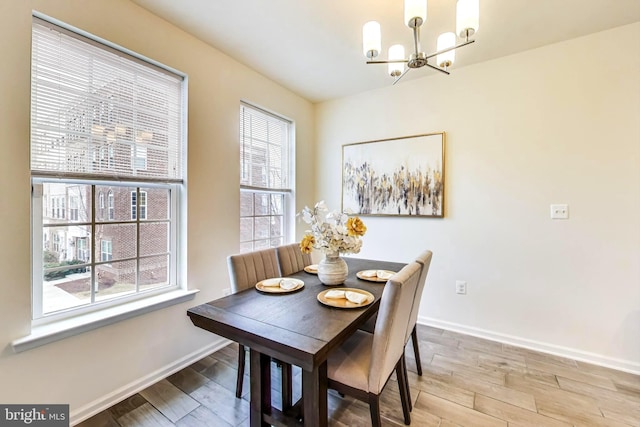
top-left (299, 201), bottom-right (367, 256)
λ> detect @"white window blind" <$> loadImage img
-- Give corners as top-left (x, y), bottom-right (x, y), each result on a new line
top-left (240, 103), bottom-right (290, 190)
top-left (239, 103), bottom-right (293, 252)
top-left (31, 17), bottom-right (184, 182)
top-left (30, 14), bottom-right (186, 324)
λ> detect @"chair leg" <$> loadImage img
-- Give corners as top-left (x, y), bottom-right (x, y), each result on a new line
top-left (411, 325), bottom-right (423, 376)
top-left (281, 362), bottom-right (293, 410)
top-left (395, 359), bottom-right (412, 425)
top-left (368, 394), bottom-right (382, 427)
top-left (402, 352), bottom-right (412, 412)
top-left (235, 344), bottom-right (246, 398)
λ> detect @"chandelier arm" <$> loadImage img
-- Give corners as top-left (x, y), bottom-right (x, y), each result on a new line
top-left (366, 60), bottom-right (409, 64)
top-left (424, 62), bottom-right (450, 75)
top-left (392, 68), bottom-right (411, 85)
top-left (425, 39), bottom-right (475, 60)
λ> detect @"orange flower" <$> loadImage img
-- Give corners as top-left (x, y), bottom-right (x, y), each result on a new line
top-left (346, 217), bottom-right (367, 237)
top-left (300, 234), bottom-right (315, 254)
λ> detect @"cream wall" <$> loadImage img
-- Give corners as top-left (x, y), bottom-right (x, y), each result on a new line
top-left (0, 0), bottom-right (315, 422)
top-left (316, 23), bottom-right (640, 372)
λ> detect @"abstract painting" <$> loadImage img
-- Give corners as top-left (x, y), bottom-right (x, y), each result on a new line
top-left (342, 132), bottom-right (445, 217)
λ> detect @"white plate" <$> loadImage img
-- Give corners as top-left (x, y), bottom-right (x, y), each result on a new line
top-left (317, 288), bottom-right (374, 308)
top-left (304, 264), bottom-right (318, 274)
top-left (255, 278), bottom-right (305, 293)
top-left (356, 270), bottom-right (396, 282)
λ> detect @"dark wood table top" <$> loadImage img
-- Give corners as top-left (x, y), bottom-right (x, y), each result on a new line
top-left (187, 257), bottom-right (406, 371)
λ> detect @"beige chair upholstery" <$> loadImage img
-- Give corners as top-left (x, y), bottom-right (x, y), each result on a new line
top-left (327, 261), bottom-right (422, 426)
top-left (396, 250), bottom-right (433, 412)
top-left (275, 243), bottom-right (313, 276)
top-left (359, 250), bottom-right (433, 376)
top-left (227, 249), bottom-right (293, 406)
top-left (405, 250), bottom-right (432, 376)
top-left (227, 248), bottom-right (280, 293)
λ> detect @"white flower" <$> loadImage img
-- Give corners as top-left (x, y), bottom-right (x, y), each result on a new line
top-left (298, 201), bottom-right (367, 256)
top-left (302, 209), bottom-right (313, 223)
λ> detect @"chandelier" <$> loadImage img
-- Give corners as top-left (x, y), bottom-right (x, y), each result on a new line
top-left (363, 0), bottom-right (479, 83)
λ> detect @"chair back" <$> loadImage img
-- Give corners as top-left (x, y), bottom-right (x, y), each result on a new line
top-left (276, 243), bottom-right (312, 276)
top-left (404, 250), bottom-right (433, 343)
top-left (227, 248), bottom-right (280, 293)
top-left (368, 261), bottom-right (422, 394)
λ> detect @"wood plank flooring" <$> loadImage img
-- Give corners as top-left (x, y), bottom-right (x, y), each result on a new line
top-left (76, 325), bottom-right (639, 426)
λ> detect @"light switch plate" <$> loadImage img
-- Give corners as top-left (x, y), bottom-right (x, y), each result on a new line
top-left (550, 204), bottom-right (569, 219)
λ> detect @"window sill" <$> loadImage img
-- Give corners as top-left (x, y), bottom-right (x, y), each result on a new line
top-left (12, 289), bottom-right (199, 353)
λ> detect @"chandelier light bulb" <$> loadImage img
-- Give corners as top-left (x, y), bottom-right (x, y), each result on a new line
top-left (436, 32), bottom-right (456, 68)
top-left (362, 21), bottom-right (382, 59)
top-left (404, 0), bottom-right (427, 28)
top-left (456, 0), bottom-right (479, 39)
top-left (388, 44), bottom-right (405, 77)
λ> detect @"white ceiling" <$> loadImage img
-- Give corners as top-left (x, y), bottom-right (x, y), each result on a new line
top-left (130, 0), bottom-right (640, 103)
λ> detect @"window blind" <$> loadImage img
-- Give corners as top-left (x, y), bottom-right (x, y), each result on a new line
top-left (240, 103), bottom-right (290, 191)
top-left (31, 17), bottom-right (184, 182)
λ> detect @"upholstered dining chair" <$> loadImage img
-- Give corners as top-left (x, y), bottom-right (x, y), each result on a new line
top-left (406, 250), bottom-right (433, 376)
top-left (275, 243), bottom-right (313, 276)
top-left (359, 250), bottom-right (433, 377)
top-left (326, 261), bottom-right (422, 426)
top-left (227, 249), bottom-right (293, 406)
top-left (396, 250), bottom-right (433, 412)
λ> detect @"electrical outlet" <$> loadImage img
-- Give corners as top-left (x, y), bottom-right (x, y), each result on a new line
top-left (550, 204), bottom-right (569, 219)
top-left (456, 280), bottom-right (467, 295)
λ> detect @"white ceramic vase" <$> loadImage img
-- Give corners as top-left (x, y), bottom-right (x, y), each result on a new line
top-left (317, 252), bottom-right (348, 285)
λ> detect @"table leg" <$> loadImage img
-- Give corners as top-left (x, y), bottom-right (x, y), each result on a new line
top-left (249, 349), bottom-right (271, 427)
top-left (281, 362), bottom-right (293, 411)
top-left (302, 360), bottom-right (328, 427)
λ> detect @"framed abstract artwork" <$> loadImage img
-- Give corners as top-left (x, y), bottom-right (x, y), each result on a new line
top-left (341, 132), bottom-right (445, 217)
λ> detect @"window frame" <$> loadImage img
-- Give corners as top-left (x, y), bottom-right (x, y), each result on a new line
top-left (239, 102), bottom-right (295, 253)
top-left (32, 179), bottom-right (182, 322)
top-left (29, 12), bottom-right (188, 326)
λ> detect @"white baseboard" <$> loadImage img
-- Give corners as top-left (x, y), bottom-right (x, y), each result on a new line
top-left (70, 337), bottom-right (231, 425)
top-left (419, 316), bottom-right (640, 375)
top-left (69, 319), bottom-right (638, 425)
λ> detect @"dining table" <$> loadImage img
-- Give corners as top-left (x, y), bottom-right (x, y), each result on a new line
top-left (187, 256), bottom-right (406, 427)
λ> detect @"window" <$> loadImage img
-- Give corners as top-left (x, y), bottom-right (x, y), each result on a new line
top-left (50, 196), bottom-right (67, 219)
top-left (98, 144), bottom-right (115, 169)
top-left (98, 192), bottom-right (105, 219)
top-left (132, 145), bottom-right (148, 171)
top-left (76, 237), bottom-right (88, 262)
top-left (100, 240), bottom-right (113, 262)
top-left (131, 190), bottom-right (147, 220)
top-left (239, 103), bottom-right (293, 253)
top-left (30, 15), bottom-right (186, 320)
top-left (52, 233), bottom-right (61, 254)
top-left (107, 191), bottom-right (114, 220)
top-left (69, 196), bottom-right (79, 221)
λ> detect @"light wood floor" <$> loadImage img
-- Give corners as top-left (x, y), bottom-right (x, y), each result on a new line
top-left (77, 325), bottom-right (639, 426)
